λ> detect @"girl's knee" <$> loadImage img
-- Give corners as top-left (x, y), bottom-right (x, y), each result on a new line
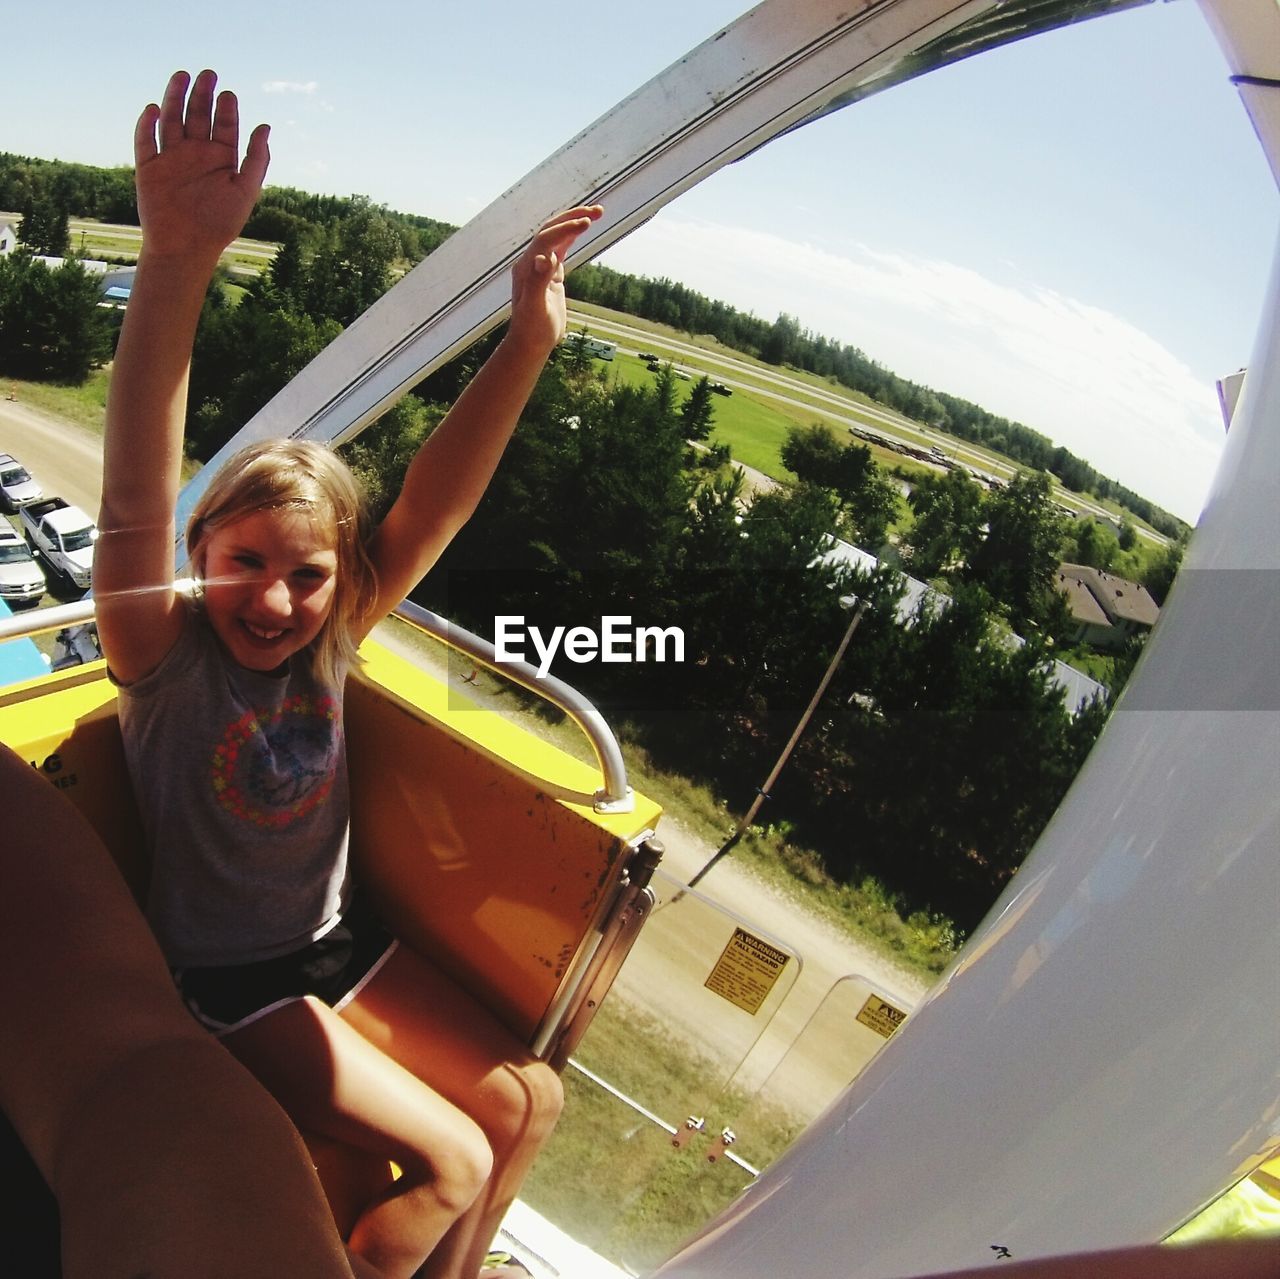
top-left (527, 1061), bottom-right (565, 1134)
top-left (483, 1060), bottom-right (564, 1150)
top-left (408, 1109), bottom-right (493, 1218)
top-left (431, 1130), bottom-right (493, 1218)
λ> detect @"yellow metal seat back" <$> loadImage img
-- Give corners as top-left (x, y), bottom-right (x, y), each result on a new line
top-left (0, 641), bottom-right (662, 1053)
top-left (346, 641), bottom-right (661, 1046)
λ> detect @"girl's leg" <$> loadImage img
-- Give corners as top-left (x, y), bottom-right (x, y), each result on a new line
top-left (341, 947), bottom-right (565, 1279)
top-left (223, 996), bottom-right (495, 1279)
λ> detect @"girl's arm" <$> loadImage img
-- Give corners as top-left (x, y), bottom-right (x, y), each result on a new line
top-left (95, 70), bottom-right (269, 685)
top-left (358, 206), bottom-right (602, 634)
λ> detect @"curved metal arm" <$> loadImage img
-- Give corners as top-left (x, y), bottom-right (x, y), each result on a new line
top-left (391, 600), bottom-right (633, 814)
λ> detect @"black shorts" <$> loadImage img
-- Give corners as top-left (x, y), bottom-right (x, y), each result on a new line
top-left (172, 893), bottom-right (398, 1036)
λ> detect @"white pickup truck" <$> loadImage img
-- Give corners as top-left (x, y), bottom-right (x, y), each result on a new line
top-left (19, 497), bottom-right (97, 591)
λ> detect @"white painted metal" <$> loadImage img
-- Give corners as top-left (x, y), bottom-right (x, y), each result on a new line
top-left (163, 0), bottom-right (1280, 1270)
top-left (176, 0), bottom-right (999, 535)
top-left (652, 6), bottom-right (1280, 1270)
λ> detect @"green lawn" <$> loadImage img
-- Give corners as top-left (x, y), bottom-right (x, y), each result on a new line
top-left (7, 371), bottom-right (110, 434)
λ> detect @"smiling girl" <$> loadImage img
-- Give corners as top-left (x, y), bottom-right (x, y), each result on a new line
top-left (95, 68), bottom-right (600, 1279)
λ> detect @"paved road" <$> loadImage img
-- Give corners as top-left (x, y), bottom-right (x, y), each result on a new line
top-left (67, 218), bottom-right (278, 262)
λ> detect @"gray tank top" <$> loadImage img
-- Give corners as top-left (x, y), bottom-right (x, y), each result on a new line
top-left (116, 614), bottom-right (352, 966)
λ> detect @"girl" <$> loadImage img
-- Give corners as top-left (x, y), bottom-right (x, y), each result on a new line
top-left (95, 68), bottom-right (602, 1279)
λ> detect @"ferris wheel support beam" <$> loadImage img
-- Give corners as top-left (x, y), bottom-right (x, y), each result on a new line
top-left (178, 0), bottom-right (1001, 531)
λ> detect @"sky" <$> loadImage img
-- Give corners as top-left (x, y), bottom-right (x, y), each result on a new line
top-left (2, 0), bottom-right (1275, 522)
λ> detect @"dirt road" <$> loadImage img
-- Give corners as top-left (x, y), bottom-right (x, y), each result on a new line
top-left (0, 398), bottom-right (103, 516)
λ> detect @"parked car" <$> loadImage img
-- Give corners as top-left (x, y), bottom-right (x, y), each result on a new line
top-left (18, 497), bottom-right (97, 591)
top-left (0, 524), bottom-right (46, 606)
top-left (0, 454), bottom-right (43, 512)
top-left (710, 381), bottom-right (733, 396)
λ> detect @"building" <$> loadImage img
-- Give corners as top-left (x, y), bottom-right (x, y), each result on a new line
top-left (0, 219), bottom-right (18, 256)
top-left (819, 537), bottom-right (1107, 713)
top-left (30, 255), bottom-right (135, 306)
top-left (1056, 563), bottom-right (1160, 650)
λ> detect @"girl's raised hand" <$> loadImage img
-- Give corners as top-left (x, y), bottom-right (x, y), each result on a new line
top-left (508, 205), bottom-right (604, 355)
top-left (134, 69), bottom-right (270, 265)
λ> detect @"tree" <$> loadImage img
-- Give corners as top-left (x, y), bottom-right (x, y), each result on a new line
top-left (963, 470), bottom-right (1068, 634)
top-left (301, 203), bottom-right (401, 326)
top-left (904, 467), bottom-right (984, 578)
top-left (843, 463), bottom-right (899, 551)
top-left (419, 356), bottom-right (695, 714)
top-left (1067, 517), bottom-right (1120, 571)
top-left (266, 230), bottom-right (307, 307)
top-left (187, 290), bottom-right (342, 460)
top-left (680, 375), bottom-right (716, 444)
top-left (16, 195), bottom-right (69, 257)
top-left (340, 395), bottom-right (441, 521)
top-left (780, 424), bottom-right (899, 549)
top-left (1141, 538), bottom-right (1185, 607)
top-left (793, 579), bottom-right (1107, 929)
top-left (0, 256), bottom-right (111, 383)
top-left (781, 422), bottom-right (843, 484)
top-left (761, 312), bottom-right (802, 366)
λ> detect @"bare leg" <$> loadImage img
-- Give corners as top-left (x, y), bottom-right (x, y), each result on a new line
top-left (342, 948), bottom-right (565, 1279)
top-left (224, 996), bottom-right (495, 1279)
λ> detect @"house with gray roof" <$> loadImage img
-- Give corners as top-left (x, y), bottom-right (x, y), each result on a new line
top-left (1056, 563), bottom-right (1160, 650)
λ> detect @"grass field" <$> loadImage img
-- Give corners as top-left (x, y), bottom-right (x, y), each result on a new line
top-left (7, 370), bottom-right (110, 433)
top-left (521, 996), bottom-right (805, 1272)
top-left (568, 303), bottom-right (1170, 538)
top-left (63, 218), bottom-right (278, 275)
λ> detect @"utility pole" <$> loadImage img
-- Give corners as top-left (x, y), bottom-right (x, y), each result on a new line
top-left (685, 598), bottom-right (867, 891)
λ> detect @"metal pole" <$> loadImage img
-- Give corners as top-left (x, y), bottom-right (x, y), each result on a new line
top-left (685, 599), bottom-right (867, 891)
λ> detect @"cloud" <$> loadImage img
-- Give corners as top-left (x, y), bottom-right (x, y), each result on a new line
top-left (600, 216), bottom-right (1224, 521)
top-left (262, 80), bottom-right (318, 95)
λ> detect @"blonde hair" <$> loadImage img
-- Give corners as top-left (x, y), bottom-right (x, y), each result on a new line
top-left (186, 440), bottom-right (378, 686)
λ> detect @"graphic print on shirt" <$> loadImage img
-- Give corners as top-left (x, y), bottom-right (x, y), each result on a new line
top-left (210, 692), bottom-right (341, 828)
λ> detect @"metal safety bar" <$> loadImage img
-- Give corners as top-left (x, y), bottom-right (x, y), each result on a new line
top-left (0, 597), bottom-right (96, 642)
top-left (0, 596), bottom-right (632, 813)
top-left (391, 599), bottom-right (633, 813)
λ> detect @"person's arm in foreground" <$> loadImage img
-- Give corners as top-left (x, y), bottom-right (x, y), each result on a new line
top-left (0, 745), bottom-right (355, 1279)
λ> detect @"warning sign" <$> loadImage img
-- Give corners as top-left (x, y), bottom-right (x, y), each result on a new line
top-left (856, 994), bottom-right (907, 1039)
top-left (704, 927), bottom-right (791, 1014)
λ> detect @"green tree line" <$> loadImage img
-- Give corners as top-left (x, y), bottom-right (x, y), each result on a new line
top-left (567, 261), bottom-right (1187, 538)
top-left (2, 149), bottom-right (1181, 539)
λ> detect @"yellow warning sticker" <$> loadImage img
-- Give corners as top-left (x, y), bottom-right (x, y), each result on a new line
top-left (704, 927), bottom-right (791, 1014)
top-left (856, 994), bottom-right (907, 1039)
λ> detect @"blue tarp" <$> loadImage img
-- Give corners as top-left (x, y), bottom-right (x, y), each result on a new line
top-left (0, 599), bottom-right (49, 685)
